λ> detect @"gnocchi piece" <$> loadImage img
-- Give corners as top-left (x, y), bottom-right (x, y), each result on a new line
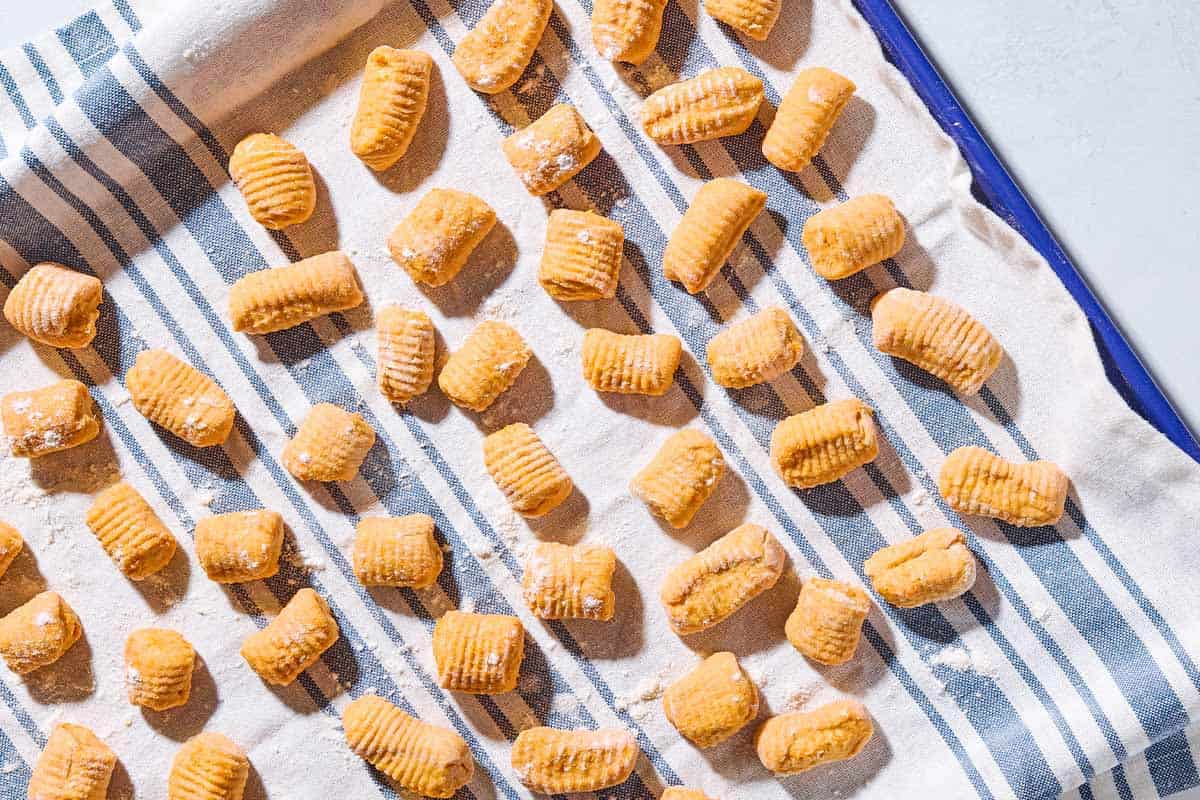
top-left (591, 0), bottom-right (666, 63)
top-left (2, 379), bottom-right (99, 458)
top-left (3, 262), bottom-right (102, 348)
top-left (769, 398), bottom-right (878, 488)
top-left (510, 727), bottom-right (638, 794)
top-left (662, 790), bottom-right (716, 800)
top-left (707, 306), bottom-right (803, 388)
top-left (228, 250), bottom-right (364, 334)
top-left (0, 521), bottom-right (22, 580)
top-left (864, 528), bottom-right (978, 608)
top-left (437, 321), bottom-right (531, 411)
top-left (704, 0), bottom-right (780, 39)
top-left (228, 132), bottom-right (316, 230)
top-left (663, 178), bottom-right (767, 294)
top-left (662, 651), bottom-right (759, 748)
top-left (86, 481), bottom-right (179, 580)
top-left (803, 194), bottom-right (905, 280)
top-left (581, 328), bottom-right (682, 396)
top-left (482, 423), bottom-right (573, 517)
top-left (452, 0), bottom-right (552, 93)
top-left (343, 695), bottom-right (474, 798)
top-left (762, 67), bottom-right (856, 172)
top-left (168, 732), bottom-right (249, 800)
top-left (282, 403), bottom-right (376, 482)
top-left (432, 610), bottom-right (524, 694)
top-left (640, 67), bottom-right (764, 145)
top-left (350, 47), bottom-right (433, 171)
top-left (240, 588), bottom-right (339, 685)
top-left (195, 510), bottom-right (284, 584)
top-left (538, 208), bottom-right (624, 301)
top-left (28, 723), bottom-right (116, 800)
top-left (125, 349), bottom-right (236, 447)
top-left (387, 188), bottom-right (497, 287)
top-left (872, 287), bottom-right (1003, 395)
top-left (352, 513), bottom-right (443, 588)
top-left (0, 591), bottom-right (82, 674)
top-left (938, 446), bottom-right (1069, 527)
top-left (630, 429), bottom-right (725, 528)
top-left (522, 541), bottom-right (617, 620)
top-left (785, 577), bottom-right (870, 665)
top-left (660, 523), bottom-right (786, 635)
top-left (502, 104), bottom-right (602, 196)
top-left (376, 306), bottom-right (436, 404)
top-left (755, 700), bottom-right (873, 775)
top-left (125, 628), bottom-right (195, 711)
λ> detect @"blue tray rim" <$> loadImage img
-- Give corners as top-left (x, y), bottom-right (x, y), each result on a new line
top-left (851, 0), bottom-right (1200, 464)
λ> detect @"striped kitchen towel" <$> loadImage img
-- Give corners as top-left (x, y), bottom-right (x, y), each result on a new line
top-left (0, 1), bottom-right (1198, 798)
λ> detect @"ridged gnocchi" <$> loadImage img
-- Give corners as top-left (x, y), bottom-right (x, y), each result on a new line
top-left (802, 194), bottom-right (905, 280)
top-left (168, 732), bottom-right (249, 800)
top-left (538, 209), bottom-right (624, 301)
top-left (640, 67), bottom-right (764, 145)
top-left (660, 523), bottom-right (786, 634)
top-left (387, 188), bottom-right (497, 287)
top-left (756, 700), bottom-right (873, 775)
top-left (195, 509), bottom-right (284, 584)
top-left (3, 262), bottom-right (102, 348)
top-left (125, 627), bottom-right (195, 711)
top-left (581, 328), bottom-right (682, 396)
top-left (350, 47), bottom-right (432, 171)
top-left (432, 610), bottom-right (524, 694)
top-left (353, 514), bottom-right (443, 588)
top-left (663, 651), bottom-right (759, 748)
top-left (282, 403), bottom-right (376, 482)
top-left (2, 379), bottom-right (99, 458)
top-left (785, 577), bottom-right (871, 665)
top-left (126, 349), bottom-right (236, 447)
top-left (872, 287), bottom-right (1003, 395)
top-left (663, 178), bottom-right (767, 294)
top-left (770, 398), bottom-right (878, 488)
top-left (0, 591), bottom-right (82, 674)
top-left (864, 528), bottom-right (978, 608)
top-left (704, 0), bottom-right (780, 39)
top-left (762, 67), bottom-right (856, 172)
top-left (510, 727), bottom-right (638, 794)
top-left (437, 320), bottom-right (531, 411)
top-left (522, 541), bottom-right (617, 620)
top-left (591, 0), bottom-right (666, 63)
top-left (86, 481), bottom-right (179, 580)
top-left (0, 521), bottom-right (22, 580)
top-left (28, 723), bottom-right (116, 800)
top-left (938, 447), bottom-right (1069, 527)
top-left (503, 104), bottom-right (602, 195)
top-left (483, 423), bottom-right (573, 517)
top-left (343, 695), bottom-right (474, 798)
top-left (631, 429), bottom-right (725, 528)
top-left (662, 789), bottom-right (716, 800)
top-left (707, 306), bottom-right (803, 388)
top-left (452, 0), bottom-right (552, 93)
top-left (228, 250), bottom-right (364, 334)
top-left (376, 306), bottom-right (436, 404)
top-left (240, 588), bottom-right (339, 685)
top-left (229, 133), bottom-right (316, 230)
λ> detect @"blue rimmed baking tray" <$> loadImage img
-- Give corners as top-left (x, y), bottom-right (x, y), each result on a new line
top-left (852, 0), bottom-right (1200, 464)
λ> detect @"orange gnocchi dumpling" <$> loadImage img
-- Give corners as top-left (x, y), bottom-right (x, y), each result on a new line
top-left (503, 104), bottom-right (602, 196)
top-left (785, 577), bottom-right (871, 665)
top-left (704, 0), bottom-right (780, 39)
top-left (228, 251), bottom-right (364, 334)
top-left (662, 789), bottom-right (716, 800)
top-left (581, 329), bottom-right (681, 396)
top-left (125, 349), bottom-right (236, 447)
top-left (663, 178), bottom-right (766, 294)
top-left (452, 0), bottom-right (552, 93)
top-left (282, 403), bottom-right (376, 482)
top-left (2, 379), bottom-right (99, 458)
top-left (802, 194), bottom-right (905, 280)
top-left (229, 132), bottom-right (316, 230)
top-left (631, 429), bottom-right (725, 528)
top-left (707, 306), bottom-right (803, 388)
top-left (538, 209), bottom-right (624, 301)
top-left (432, 610), bottom-right (524, 694)
top-left (350, 47), bottom-right (433, 171)
top-left (0, 521), bottom-right (22, 580)
top-left (864, 528), bottom-right (978, 608)
top-left (437, 321), bottom-right (531, 411)
top-left (663, 651), bottom-right (759, 748)
top-left (86, 481), bottom-right (179, 580)
top-left (762, 67), bottom-right (856, 173)
top-left (27, 723), bottom-right (116, 800)
top-left (938, 447), bottom-right (1068, 527)
top-left (168, 732), bottom-right (249, 800)
top-left (591, 0), bottom-right (667, 63)
top-left (377, 306), bottom-right (436, 404)
top-left (195, 510), bottom-right (285, 584)
top-left (125, 628), bottom-right (196, 711)
top-left (0, 591), bottom-right (82, 674)
top-left (640, 67), bottom-right (764, 145)
top-left (240, 588), bottom-right (339, 686)
top-left (343, 695), bottom-right (474, 798)
top-left (387, 189), bottom-right (497, 287)
top-left (755, 700), bottom-right (873, 775)
top-left (769, 398), bottom-right (878, 488)
top-left (483, 423), bottom-right (573, 517)
top-left (353, 513), bottom-right (443, 589)
top-left (510, 727), bottom-right (638, 794)
top-left (522, 542), bottom-right (617, 620)
top-left (3, 262), bottom-right (102, 348)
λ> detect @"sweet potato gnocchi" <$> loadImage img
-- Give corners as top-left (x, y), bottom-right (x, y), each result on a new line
top-left (228, 250), bottom-right (364, 334)
top-left (522, 541), bottom-right (617, 620)
top-left (538, 209), bottom-right (624, 301)
top-left (86, 481), bottom-right (179, 580)
top-left (663, 651), bottom-right (759, 748)
top-left (631, 428), bottom-right (725, 528)
top-left (28, 723), bottom-right (116, 800)
top-left (591, 0), bottom-right (666, 63)
top-left (483, 422), bottom-right (573, 517)
top-left (762, 67), bottom-right (856, 172)
top-left (0, 521), bottom-right (22, 580)
top-left (350, 46), bottom-right (432, 171)
top-left (3, 262), bottom-right (102, 348)
top-left (785, 577), bottom-right (871, 665)
top-left (282, 403), bottom-right (376, 482)
top-left (707, 306), bottom-right (803, 388)
top-left (438, 320), bottom-right (531, 411)
top-left (432, 610), bottom-right (524, 694)
top-left (662, 790), bottom-right (716, 800)
top-left (229, 132), bottom-right (315, 230)
top-left (0, 591), bottom-right (82, 674)
top-left (387, 188), bottom-right (497, 287)
top-left (240, 588), bottom-right (339, 685)
top-left (452, 0), bottom-right (552, 93)
top-left (641, 67), bottom-right (764, 145)
top-left (352, 513), bottom-right (443, 588)
top-left (510, 726), bottom-right (638, 794)
top-left (376, 306), bottom-right (436, 404)
top-left (663, 178), bottom-right (767, 294)
top-left (770, 398), bottom-right (878, 488)
top-left (125, 627), bottom-right (195, 710)
top-left (503, 104), bottom-right (601, 196)
top-left (705, 0), bottom-right (780, 39)
top-left (938, 446), bottom-right (1069, 527)
top-left (756, 699), bottom-right (873, 775)
top-left (802, 194), bottom-right (905, 280)
top-left (126, 349), bottom-right (236, 447)
top-left (168, 732), bottom-right (249, 800)
top-left (864, 528), bottom-right (978, 608)
top-left (195, 509), bottom-right (284, 584)
top-left (581, 328), bottom-right (681, 395)
top-left (2, 379), bottom-right (99, 458)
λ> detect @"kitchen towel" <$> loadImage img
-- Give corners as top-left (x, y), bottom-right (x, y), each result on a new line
top-left (0, 1), bottom-right (1198, 798)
